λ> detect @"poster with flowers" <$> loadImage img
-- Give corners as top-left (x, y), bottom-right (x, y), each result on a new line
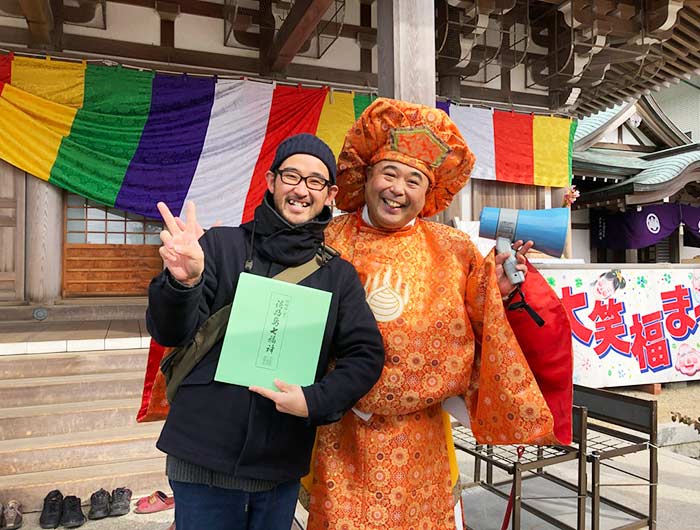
top-left (541, 266), bottom-right (700, 387)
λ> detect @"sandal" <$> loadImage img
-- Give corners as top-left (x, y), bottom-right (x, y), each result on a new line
top-left (134, 491), bottom-right (174, 514)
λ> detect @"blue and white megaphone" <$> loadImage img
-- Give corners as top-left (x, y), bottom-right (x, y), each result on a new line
top-left (479, 207), bottom-right (570, 285)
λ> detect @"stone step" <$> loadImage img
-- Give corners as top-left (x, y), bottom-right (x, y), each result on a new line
top-left (0, 423), bottom-right (163, 475)
top-left (0, 321), bottom-right (149, 355)
top-left (0, 457), bottom-right (168, 513)
top-left (0, 349), bottom-right (148, 380)
top-left (0, 372), bottom-right (145, 407)
top-left (0, 301), bottom-right (148, 323)
top-left (0, 399), bottom-right (145, 440)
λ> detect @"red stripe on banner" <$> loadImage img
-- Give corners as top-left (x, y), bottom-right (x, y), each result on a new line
top-left (0, 53), bottom-right (12, 91)
top-left (493, 110), bottom-right (534, 185)
top-left (241, 85), bottom-right (328, 223)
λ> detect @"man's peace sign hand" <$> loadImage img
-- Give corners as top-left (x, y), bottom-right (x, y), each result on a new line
top-left (157, 201), bottom-right (205, 287)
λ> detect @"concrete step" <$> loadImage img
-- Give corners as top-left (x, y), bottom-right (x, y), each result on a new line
top-left (0, 372), bottom-right (145, 407)
top-left (0, 399), bottom-right (145, 440)
top-left (0, 349), bottom-right (148, 380)
top-left (0, 456), bottom-right (168, 513)
top-left (0, 423), bottom-right (163, 474)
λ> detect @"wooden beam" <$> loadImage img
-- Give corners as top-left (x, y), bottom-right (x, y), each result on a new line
top-left (266, 0), bottom-right (333, 72)
top-left (658, 62), bottom-right (688, 78)
top-left (669, 53), bottom-right (700, 70)
top-left (607, 61), bottom-right (677, 91)
top-left (107, 0), bottom-right (375, 41)
top-left (460, 85), bottom-right (551, 109)
top-left (0, 25), bottom-right (29, 45)
top-left (679, 9), bottom-right (700, 29)
top-left (662, 39), bottom-right (689, 58)
top-left (575, 102), bottom-right (599, 116)
top-left (0, 27), bottom-right (378, 87)
top-left (668, 31), bottom-right (698, 51)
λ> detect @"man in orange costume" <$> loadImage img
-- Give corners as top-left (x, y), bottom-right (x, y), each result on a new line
top-left (306, 98), bottom-right (573, 530)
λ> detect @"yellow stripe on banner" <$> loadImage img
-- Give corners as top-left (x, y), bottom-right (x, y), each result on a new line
top-left (0, 87), bottom-right (75, 181)
top-left (533, 115), bottom-right (573, 187)
top-left (2, 84), bottom-right (77, 136)
top-left (315, 91), bottom-right (356, 159)
top-left (11, 56), bottom-right (86, 108)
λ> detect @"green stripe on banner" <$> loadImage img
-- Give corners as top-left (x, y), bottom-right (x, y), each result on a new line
top-left (83, 65), bottom-right (154, 115)
top-left (49, 65), bottom-right (154, 207)
top-left (567, 119), bottom-right (578, 186)
top-left (353, 93), bottom-right (376, 119)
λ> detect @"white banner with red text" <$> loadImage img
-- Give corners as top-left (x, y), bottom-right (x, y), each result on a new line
top-left (538, 265), bottom-right (700, 388)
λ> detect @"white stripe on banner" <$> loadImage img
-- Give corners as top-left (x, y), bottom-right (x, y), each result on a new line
top-left (450, 106), bottom-right (496, 181)
top-left (185, 79), bottom-right (274, 228)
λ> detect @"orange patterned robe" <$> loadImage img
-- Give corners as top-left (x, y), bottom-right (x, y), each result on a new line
top-left (307, 212), bottom-right (558, 530)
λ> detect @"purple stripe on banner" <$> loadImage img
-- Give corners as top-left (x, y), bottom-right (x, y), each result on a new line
top-left (436, 100), bottom-right (450, 116)
top-left (115, 74), bottom-right (215, 218)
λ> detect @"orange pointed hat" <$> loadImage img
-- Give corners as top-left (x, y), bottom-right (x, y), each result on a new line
top-left (335, 97), bottom-right (475, 217)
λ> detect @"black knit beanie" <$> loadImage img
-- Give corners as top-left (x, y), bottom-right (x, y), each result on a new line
top-left (269, 133), bottom-right (337, 184)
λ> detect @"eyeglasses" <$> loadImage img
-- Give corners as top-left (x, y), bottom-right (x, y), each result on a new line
top-left (276, 169), bottom-right (331, 191)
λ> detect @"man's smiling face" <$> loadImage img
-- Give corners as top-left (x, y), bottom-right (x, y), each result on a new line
top-left (265, 153), bottom-right (337, 225)
top-left (364, 160), bottom-right (430, 230)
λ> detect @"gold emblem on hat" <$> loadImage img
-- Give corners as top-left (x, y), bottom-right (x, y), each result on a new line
top-left (390, 126), bottom-right (451, 168)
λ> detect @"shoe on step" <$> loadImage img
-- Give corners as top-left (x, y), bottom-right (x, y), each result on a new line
top-left (60, 496), bottom-right (85, 528)
top-left (135, 490), bottom-right (174, 514)
top-left (3, 500), bottom-right (22, 530)
top-left (87, 488), bottom-right (111, 520)
top-left (109, 487), bottom-right (132, 516)
top-left (39, 490), bottom-right (63, 529)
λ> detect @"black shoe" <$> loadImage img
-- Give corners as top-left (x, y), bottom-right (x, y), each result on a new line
top-left (87, 488), bottom-right (111, 520)
top-left (60, 496), bottom-right (85, 528)
top-left (39, 490), bottom-right (63, 529)
top-left (109, 487), bottom-right (132, 516)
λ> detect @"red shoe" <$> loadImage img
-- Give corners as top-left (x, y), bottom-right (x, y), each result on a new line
top-left (134, 491), bottom-right (174, 514)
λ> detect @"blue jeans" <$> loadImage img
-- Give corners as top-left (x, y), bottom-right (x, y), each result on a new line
top-left (170, 479), bottom-right (301, 530)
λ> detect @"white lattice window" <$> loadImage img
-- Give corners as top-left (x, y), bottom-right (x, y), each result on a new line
top-left (65, 193), bottom-right (162, 245)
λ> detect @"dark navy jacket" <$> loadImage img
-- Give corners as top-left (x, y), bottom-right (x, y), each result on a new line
top-left (146, 196), bottom-right (384, 482)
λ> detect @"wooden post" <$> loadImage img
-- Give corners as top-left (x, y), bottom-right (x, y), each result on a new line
top-left (377, 0), bottom-right (435, 105)
top-left (26, 176), bottom-right (63, 303)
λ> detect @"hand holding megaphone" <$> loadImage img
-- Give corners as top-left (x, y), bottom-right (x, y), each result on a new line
top-left (495, 239), bottom-right (532, 293)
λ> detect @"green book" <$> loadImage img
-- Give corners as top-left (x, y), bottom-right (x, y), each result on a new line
top-left (214, 272), bottom-right (332, 390)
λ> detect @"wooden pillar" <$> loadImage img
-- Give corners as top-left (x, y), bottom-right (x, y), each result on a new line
top-left (26, 176), bottom-right (63, 303)
top-left (439, 74), bottom-right (464, 225)
top-left (377, 0), bottom-right (435, 106)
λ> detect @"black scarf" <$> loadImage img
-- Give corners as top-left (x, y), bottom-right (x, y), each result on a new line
top-left (241, 192), bottom-right (331, 267)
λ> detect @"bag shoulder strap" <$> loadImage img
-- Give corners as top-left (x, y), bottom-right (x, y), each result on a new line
top-left (271, 243), bottom-right (339, 284)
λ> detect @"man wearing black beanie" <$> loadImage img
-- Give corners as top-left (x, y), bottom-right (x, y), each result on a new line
top-left (146, 133), bottom-right (384, 530)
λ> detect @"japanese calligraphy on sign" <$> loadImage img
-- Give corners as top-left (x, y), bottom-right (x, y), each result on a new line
top-left (545, 267), bottom-right (700, 387)
top-left (256, 293), bottom-right (290, 371)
